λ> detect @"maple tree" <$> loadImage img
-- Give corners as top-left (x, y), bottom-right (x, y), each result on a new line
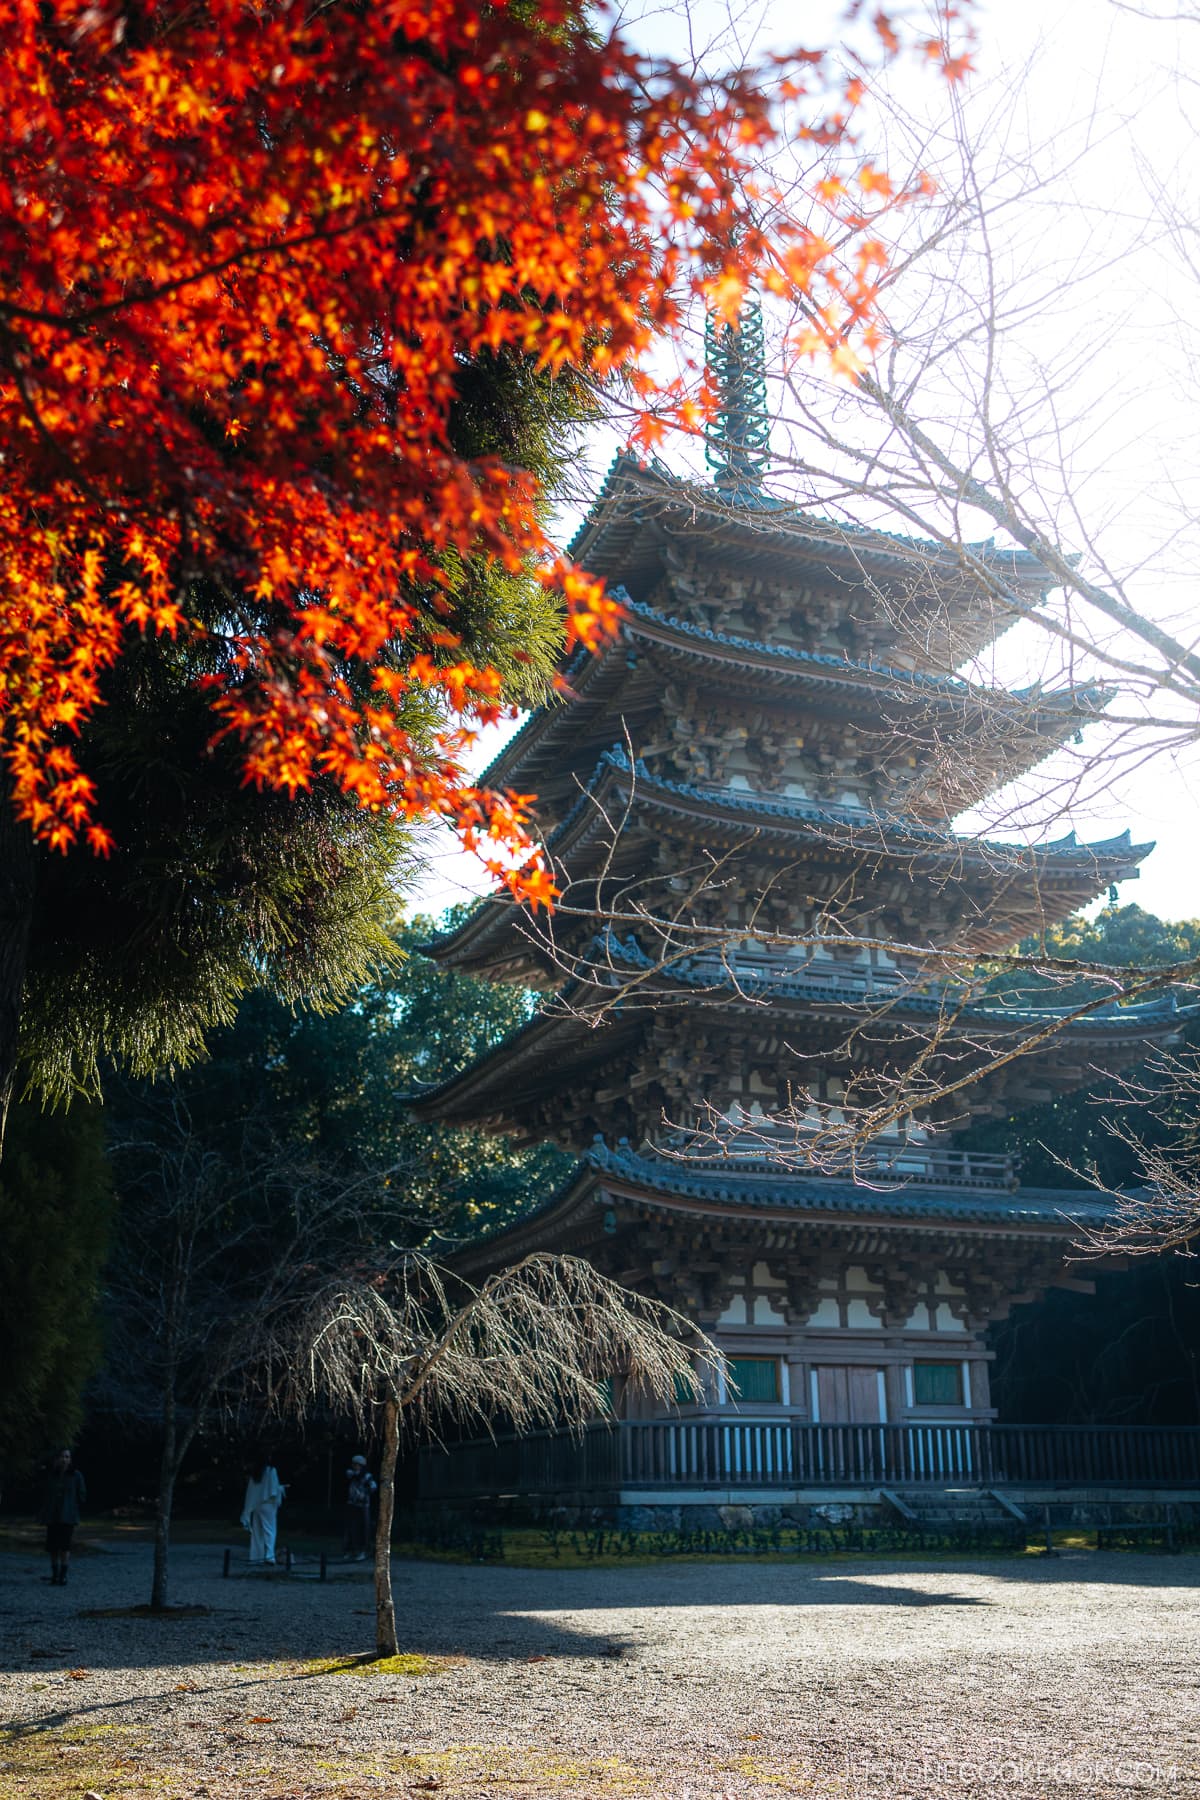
top-left (0, 0), bottom-right (973, 1137)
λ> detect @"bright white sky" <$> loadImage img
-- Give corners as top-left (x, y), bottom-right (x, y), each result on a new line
top-left (410, 0), bottom-right (1200, 926)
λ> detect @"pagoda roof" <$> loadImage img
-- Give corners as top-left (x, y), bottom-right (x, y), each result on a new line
top-left (618, 595), bottom-right (1068, 699)
top-left (408, 958), bottom-right (1196, 1139)
top-left (597, 937), bottom-right (1196, 1033)
top-left (478, 596), bottom-right (1107, 816)
top-left (425, 749), bottom-right (1151, 973)
top-left (568, 453), bottom-right (1052, 602)
top-left (577, 751), bottom-right (1150, 879)
top-left (448, 1141), bottom-right (1115, 1278)
top-left (576, 1140), bottom-right (1113, 1228)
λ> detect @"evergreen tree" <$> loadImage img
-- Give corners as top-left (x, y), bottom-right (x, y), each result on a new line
top-left (991, 1260), bottom-right (1200, 1427)
top-left (0, 1100), bottom-right (113, 1485)
top-left (136, 912), bottom-right (571, 1245)
top-left (979, 903), bottom-right (1200, 1424)
top-left (970, 903), bottom-right (1200, 1189)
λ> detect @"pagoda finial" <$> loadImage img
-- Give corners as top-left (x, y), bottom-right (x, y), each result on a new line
top-left (704, 291), bottom-right (771, 500)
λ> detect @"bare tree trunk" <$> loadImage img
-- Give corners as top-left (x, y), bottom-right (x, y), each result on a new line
top-left (373, 1397), bottom-right (399, 1657)
top-left (151, 1391), bottom-right (178, 1612)
top-left (0, 807), bottom-right (36, 1160)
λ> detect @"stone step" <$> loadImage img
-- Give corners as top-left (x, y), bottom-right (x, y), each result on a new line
top-left (910, 1510), bottom-right (1011, 1525)
top-left (889, 1488), bottom-right (1025, 1528)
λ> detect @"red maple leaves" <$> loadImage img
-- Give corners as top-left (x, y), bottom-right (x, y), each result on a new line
top-left (0, 0), bottom-right (973, 904)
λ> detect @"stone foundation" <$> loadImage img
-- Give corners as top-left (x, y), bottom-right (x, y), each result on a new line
top-left (418, 1491), bottom-right (1200, 1534)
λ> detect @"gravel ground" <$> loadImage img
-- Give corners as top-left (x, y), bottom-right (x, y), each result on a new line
top-left (2, 1538), bottom-right (1199, 1798)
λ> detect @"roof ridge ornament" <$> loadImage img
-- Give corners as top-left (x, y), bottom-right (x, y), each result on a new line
top-left (704, 288), bottom-right (771, 501)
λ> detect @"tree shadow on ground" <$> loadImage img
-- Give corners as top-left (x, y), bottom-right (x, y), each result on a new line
top-left (2, 1552), bottom-right (996, 1698)
top-left (3, 1540), bottom-right (1195, 1719)
top-left (0, 1567), bottom-right (992, 1742)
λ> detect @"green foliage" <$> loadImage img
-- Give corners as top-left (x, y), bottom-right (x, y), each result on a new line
top-left (975, 903), bottom-right (1200, 1425)
top-left (990, 1259), bottom-right (1200, 1426)
top-left (1031, 903), bottom-right (1200, 970)
top-left (445, 348), bottom-right (596, 708)
top-left (990, 902), bottom-right (1200, 1009)
top-left (83, 909), bottom-right (566, 1523)
top-left (167, 911), bottom-right (571, 1244)
top-left (19, 632), bottom-right (411, 1106)
top-left (97, 1072), bottom-right (346, 1443)
top-left (391, 1516), bottom-right (1027, 1564)
top-left (966, 903), bottom-right (1200, 1189)
top-left (0, 1099), bottom-right (113, 1476)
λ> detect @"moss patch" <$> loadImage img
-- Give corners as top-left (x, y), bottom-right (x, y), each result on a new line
top-left (392, 1526), bottom-right (1032, 1570)
top-left (0, 1720), bottom-right (154, 1798)
top-left (296, 1650), bottom-right (464, 1678)
top-left (721, 1752), bottom-right (821, 1788)
top-left (0, 1727), bottom-right (815, 1798)
top-left (390, 1743), bottom-right (655, 1794)
top-left (399, 1524), bottom-right (1200, 1569)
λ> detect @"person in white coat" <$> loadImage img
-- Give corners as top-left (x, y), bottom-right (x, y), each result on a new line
top-left (240, 1453), bottom-right (285, 1564)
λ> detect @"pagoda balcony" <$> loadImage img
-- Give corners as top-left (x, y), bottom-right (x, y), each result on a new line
top-left (419, 1418), bottom-right (1200, 1502)
top-left (663, 1137), bottom-right (1019, 1192)
top-left (842, 1145), bottom-right (1018, 1190)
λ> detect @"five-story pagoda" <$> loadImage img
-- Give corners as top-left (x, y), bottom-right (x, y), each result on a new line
top-left (413, 314), bottom-right (1193, 1494)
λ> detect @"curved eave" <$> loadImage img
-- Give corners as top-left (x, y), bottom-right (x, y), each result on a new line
top-left (407, 961), bottom-right (1196, 1132)
top-left (587, 1145), bottom-right (1113, 1231)
top-left (476, 598), bottom-right (1108, 803)
top-left (619, 596), bottom-right (1093, 713)
top-left (567, 454), bottom-right (1053, 595)
top-left (419, 900), bottom-right (551, 980)
top-left (449, 1171), bottom-right (611, 1277)
top-left (448, 1146), bottom-right (1114, 1278)
top-left (405, 1002), bottom-right (636, 1127)
top-left (553, 754), bottom-right (1152, 883)
top-left (595, 948), bottom-right (1199, 1042)
top-left (423, 753), bottom-right (1152, 972)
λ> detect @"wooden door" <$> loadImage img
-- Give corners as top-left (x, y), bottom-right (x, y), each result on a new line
top-left (816, 1364), bottom-right (884, 1423)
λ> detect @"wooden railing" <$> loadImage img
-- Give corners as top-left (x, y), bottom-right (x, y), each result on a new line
top-left (418, 1419), bottom-right (1200, 1499)
top-left (674, 1139), bottom-right (1018, 1190)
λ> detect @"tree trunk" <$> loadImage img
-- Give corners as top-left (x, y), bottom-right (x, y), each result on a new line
top-left (0, 807), bottom-right (36, 1160)
top-left (151, 1397), bottom-right (178, 1612)
top-left (374, 1397), bottom-right (399, 1657)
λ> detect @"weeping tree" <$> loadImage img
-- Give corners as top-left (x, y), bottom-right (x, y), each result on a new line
top-left (267, 1253), bottom-right (718, 1656)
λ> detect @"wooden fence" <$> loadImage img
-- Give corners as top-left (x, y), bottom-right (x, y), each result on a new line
top-left (419, 1418), bottom-right (1200, 1499)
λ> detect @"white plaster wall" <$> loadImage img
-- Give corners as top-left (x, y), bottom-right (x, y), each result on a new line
top-left (807, 1297), bottom-right (841, 1327)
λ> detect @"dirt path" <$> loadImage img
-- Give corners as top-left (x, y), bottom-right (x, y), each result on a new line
top-left (2, 1538), bottom-right (1198, 1797)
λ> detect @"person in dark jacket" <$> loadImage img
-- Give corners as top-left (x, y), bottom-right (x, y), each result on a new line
top-left (40, 1448), bottom-right (86, 1586)
top-left (343, 1454), bottom-right (377, 1560)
